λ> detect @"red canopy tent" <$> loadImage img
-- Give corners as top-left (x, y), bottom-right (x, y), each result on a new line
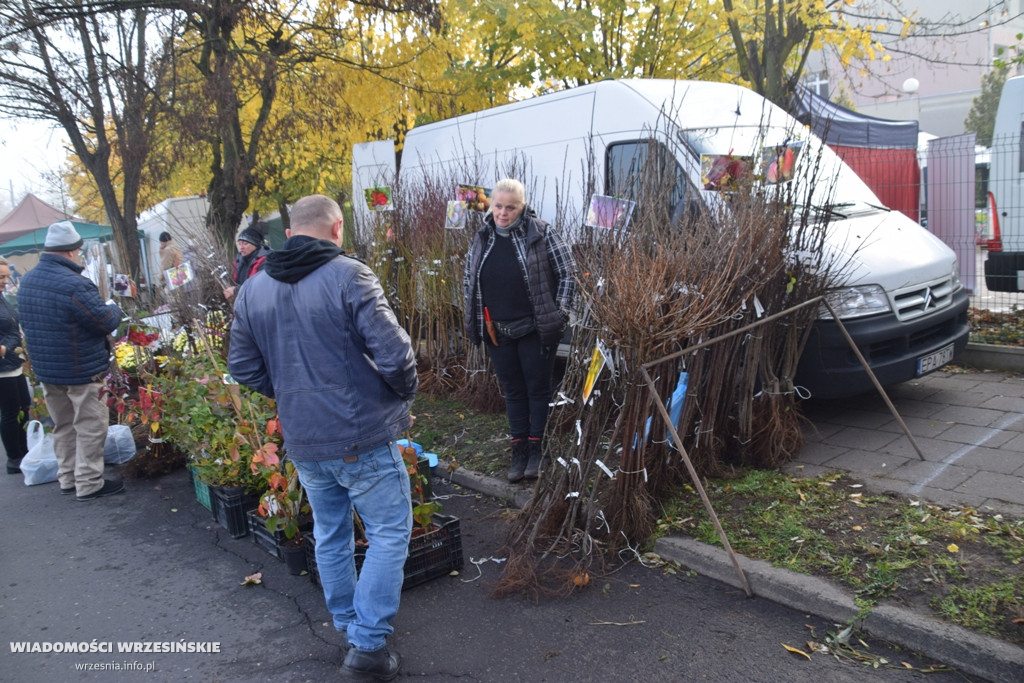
top-left (0, 194), bottom-right (74, 244)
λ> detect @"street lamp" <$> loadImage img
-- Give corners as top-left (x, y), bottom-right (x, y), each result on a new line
top-left (902, 77), bottom-right (921, 123)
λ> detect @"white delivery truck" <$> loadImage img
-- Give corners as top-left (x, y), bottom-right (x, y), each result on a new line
top-left (983, 75), bottom-right (1024, 291)
top-left (354, 79), bottom-right (969, 398)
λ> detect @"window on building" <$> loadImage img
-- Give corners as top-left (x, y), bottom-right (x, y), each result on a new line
top-left (805, 71), bottom-right (830, 99)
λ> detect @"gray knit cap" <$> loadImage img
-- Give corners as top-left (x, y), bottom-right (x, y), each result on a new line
top-left (43, 221), bottom-right (84, 252)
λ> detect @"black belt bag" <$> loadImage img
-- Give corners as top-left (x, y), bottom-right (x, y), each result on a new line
top-left (495, 316), bottom-right (535, 340)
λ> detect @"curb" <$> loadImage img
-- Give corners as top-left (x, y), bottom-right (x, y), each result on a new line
top-left (654, 536), bottom-right (1024, 683)
top-left (960, 342), bottom-right (1024, 373)
top-left (438, 461), bottom-right (537, 510)
top-left (436, 461), bottom-right (1024, 683)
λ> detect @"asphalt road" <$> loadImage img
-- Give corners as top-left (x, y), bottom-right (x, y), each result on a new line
top-left (0, 468), bottom-right (988, 682)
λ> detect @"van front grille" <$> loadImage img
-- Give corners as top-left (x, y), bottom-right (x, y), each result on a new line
top-left (891, 275), bottom-right (956, 322)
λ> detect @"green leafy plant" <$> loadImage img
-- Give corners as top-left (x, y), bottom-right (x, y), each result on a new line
top-left (398, 439), bottom-right (441, 528)
top-left (152, 330), bottom-right (270, 492)
top-left (253, 451), bottom-right (311, 543)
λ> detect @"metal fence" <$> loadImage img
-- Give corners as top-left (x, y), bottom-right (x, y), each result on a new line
top-left (841, 131), bottom-right (1023, 315)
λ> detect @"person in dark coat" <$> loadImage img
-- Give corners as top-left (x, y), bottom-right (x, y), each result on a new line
top-left (463, 178), bottom-right (576, 482)
top-left (223, 223), bottom-right (269, 299)
top-left (228, 195), bottom-right (417, 680)
top-left (18, 222), bottom-right (124, 500)
top-left (0, 256), bottom-right (30, 474)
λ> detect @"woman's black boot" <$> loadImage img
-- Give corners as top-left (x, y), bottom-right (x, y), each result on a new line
top-left (507, 439), bottom-right (528, 483)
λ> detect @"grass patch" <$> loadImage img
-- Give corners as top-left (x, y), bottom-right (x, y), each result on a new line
top-left (409, 392), bottom-right (512, 479)
top-left (658, 470), bottom-right (1024, 645)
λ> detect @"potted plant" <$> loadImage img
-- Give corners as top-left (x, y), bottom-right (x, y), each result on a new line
top-left (248, 447), bottom-right (313, 575)
top-left (154, 324), bottom-right (270, 536)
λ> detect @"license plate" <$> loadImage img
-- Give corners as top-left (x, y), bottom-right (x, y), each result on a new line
top-left (916, 343), bottom-right (955, 375)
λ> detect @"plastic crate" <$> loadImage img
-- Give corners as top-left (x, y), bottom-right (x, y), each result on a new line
top-left (402, 514), bottom-right (463, 590)
top-left (247, 510), bottom-right (313, 561)
top-left (304, 515), bottom-right (462, 590)
top-left (306, 535), bottom-right (320, 586)
top-left (247, 509), bottom-right (286, 559)
top-left (209, 486), bottom-right (259, 539)
top-left (188, 466), bottom-right (212, 512)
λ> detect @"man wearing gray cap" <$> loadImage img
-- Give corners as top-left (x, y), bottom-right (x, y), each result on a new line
top-left (18, 221), bottom-right (125, 501)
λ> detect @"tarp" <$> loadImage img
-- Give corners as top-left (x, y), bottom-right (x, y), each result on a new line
top-left (0, 194), bottom-right (75, 243)
top-left (790, 86), bottom-right (920, 220)
top-left (791, 85), bottom-right (919, 149)
top-left (0, 221), bottom-right (113, 256)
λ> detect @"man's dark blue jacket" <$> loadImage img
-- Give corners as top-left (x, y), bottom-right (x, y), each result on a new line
top-left (228, 236), bottom-right (417, 461)
top-left (18, 252), bottom-right (122, 385)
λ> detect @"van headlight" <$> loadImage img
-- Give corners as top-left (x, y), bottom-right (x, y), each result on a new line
top-left (951, 262), bottom-right (963, 292)
top-left (818, 285), bottom-right (891, 320)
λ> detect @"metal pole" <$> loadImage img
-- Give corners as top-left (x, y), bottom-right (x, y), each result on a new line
top-left (640, 365), bottom-right (752, 598)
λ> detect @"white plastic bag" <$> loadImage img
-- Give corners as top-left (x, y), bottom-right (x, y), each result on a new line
top-left (104, 425), bottom-right (137, 465)
top-left (21, 420), bottom-right (58, 486)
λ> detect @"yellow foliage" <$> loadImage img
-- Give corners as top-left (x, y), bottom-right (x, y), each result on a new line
top-left (62, 0), bottom-right (910, 214)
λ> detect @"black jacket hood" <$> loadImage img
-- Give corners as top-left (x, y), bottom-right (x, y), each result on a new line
top-left (264, 235), bottom-right (344, 284)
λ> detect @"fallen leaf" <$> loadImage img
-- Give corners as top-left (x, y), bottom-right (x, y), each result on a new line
top-left (240, 572), bottom-right (262, 586)
top-left (781, 643), bottom-right (811, 660)
top-left (834, 625), bottom-right (853, 645)
top-left (947, 543), bottom-right (959, 553)
top-left (1013, 618), bottom-right (1024, 624)
top-left (852, 525), bottom-right (862, 531)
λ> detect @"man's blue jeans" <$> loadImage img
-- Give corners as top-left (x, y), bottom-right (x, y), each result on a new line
top-left (292, 442), bottom-right (412, 652)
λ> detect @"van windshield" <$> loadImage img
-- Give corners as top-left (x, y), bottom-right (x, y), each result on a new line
top-left (679, 126), bottom-right (882, 209)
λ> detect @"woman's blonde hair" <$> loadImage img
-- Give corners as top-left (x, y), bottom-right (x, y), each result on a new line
top-left (492, 178), bottom-right (526, 206)
top-left (0, 256), bottom-right (8, 267)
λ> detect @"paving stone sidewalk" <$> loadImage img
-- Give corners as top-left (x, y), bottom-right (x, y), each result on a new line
top-left (790, 368), bottom-right (1024, 518)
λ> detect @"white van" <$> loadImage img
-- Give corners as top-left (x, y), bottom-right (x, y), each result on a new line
top-left (983, 75), bottom-right (1024, 291)
top-left (354, 79), bottom-right (969, 398)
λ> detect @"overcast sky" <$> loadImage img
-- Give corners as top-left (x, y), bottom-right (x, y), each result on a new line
top-left (0, 116), bottom-right (71, 215)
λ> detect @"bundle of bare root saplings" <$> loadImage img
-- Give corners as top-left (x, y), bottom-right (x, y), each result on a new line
top-left (358, 157), bottom-right (581, 415)
top-left (497, 146), bottom-right (845, 597)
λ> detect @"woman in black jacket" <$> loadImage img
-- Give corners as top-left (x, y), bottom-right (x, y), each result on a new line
top-left (463, 178), bottom-right (576, 482)
top-left (0, 257), bottom-right (30, 474)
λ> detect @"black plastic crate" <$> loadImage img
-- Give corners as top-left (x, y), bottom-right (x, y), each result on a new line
top-left (209, 486), bottom-right (259, 539)
top-left (305, 515), bottom-right (463, 591)
top-left (402, 514), bottom-right (463, 590)
top-left (247, 509), bottom-right (286, 559)
top-left (306, 535), bottom-right (320, 586)
top-left (247, 509), bottom-right (312, 561)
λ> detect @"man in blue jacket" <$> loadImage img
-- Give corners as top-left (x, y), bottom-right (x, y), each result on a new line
top-left (18, 222), bottom-right (124, 500)
top-left (228, 194), bottom-right (417, 681)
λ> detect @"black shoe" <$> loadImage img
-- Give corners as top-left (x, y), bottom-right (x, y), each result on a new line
top-left (341, 646), bottom-right (401, 681)
top-left (6, 459), bottom-right (21, 474)
top-left (523, 439), bottom-right (544, 479)
top-left (76, 479), bottom-right (125, 501)
top-left (507, 440), bottom-right (528, 483)
top-left (60, 486), bottom-right (76, 495)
